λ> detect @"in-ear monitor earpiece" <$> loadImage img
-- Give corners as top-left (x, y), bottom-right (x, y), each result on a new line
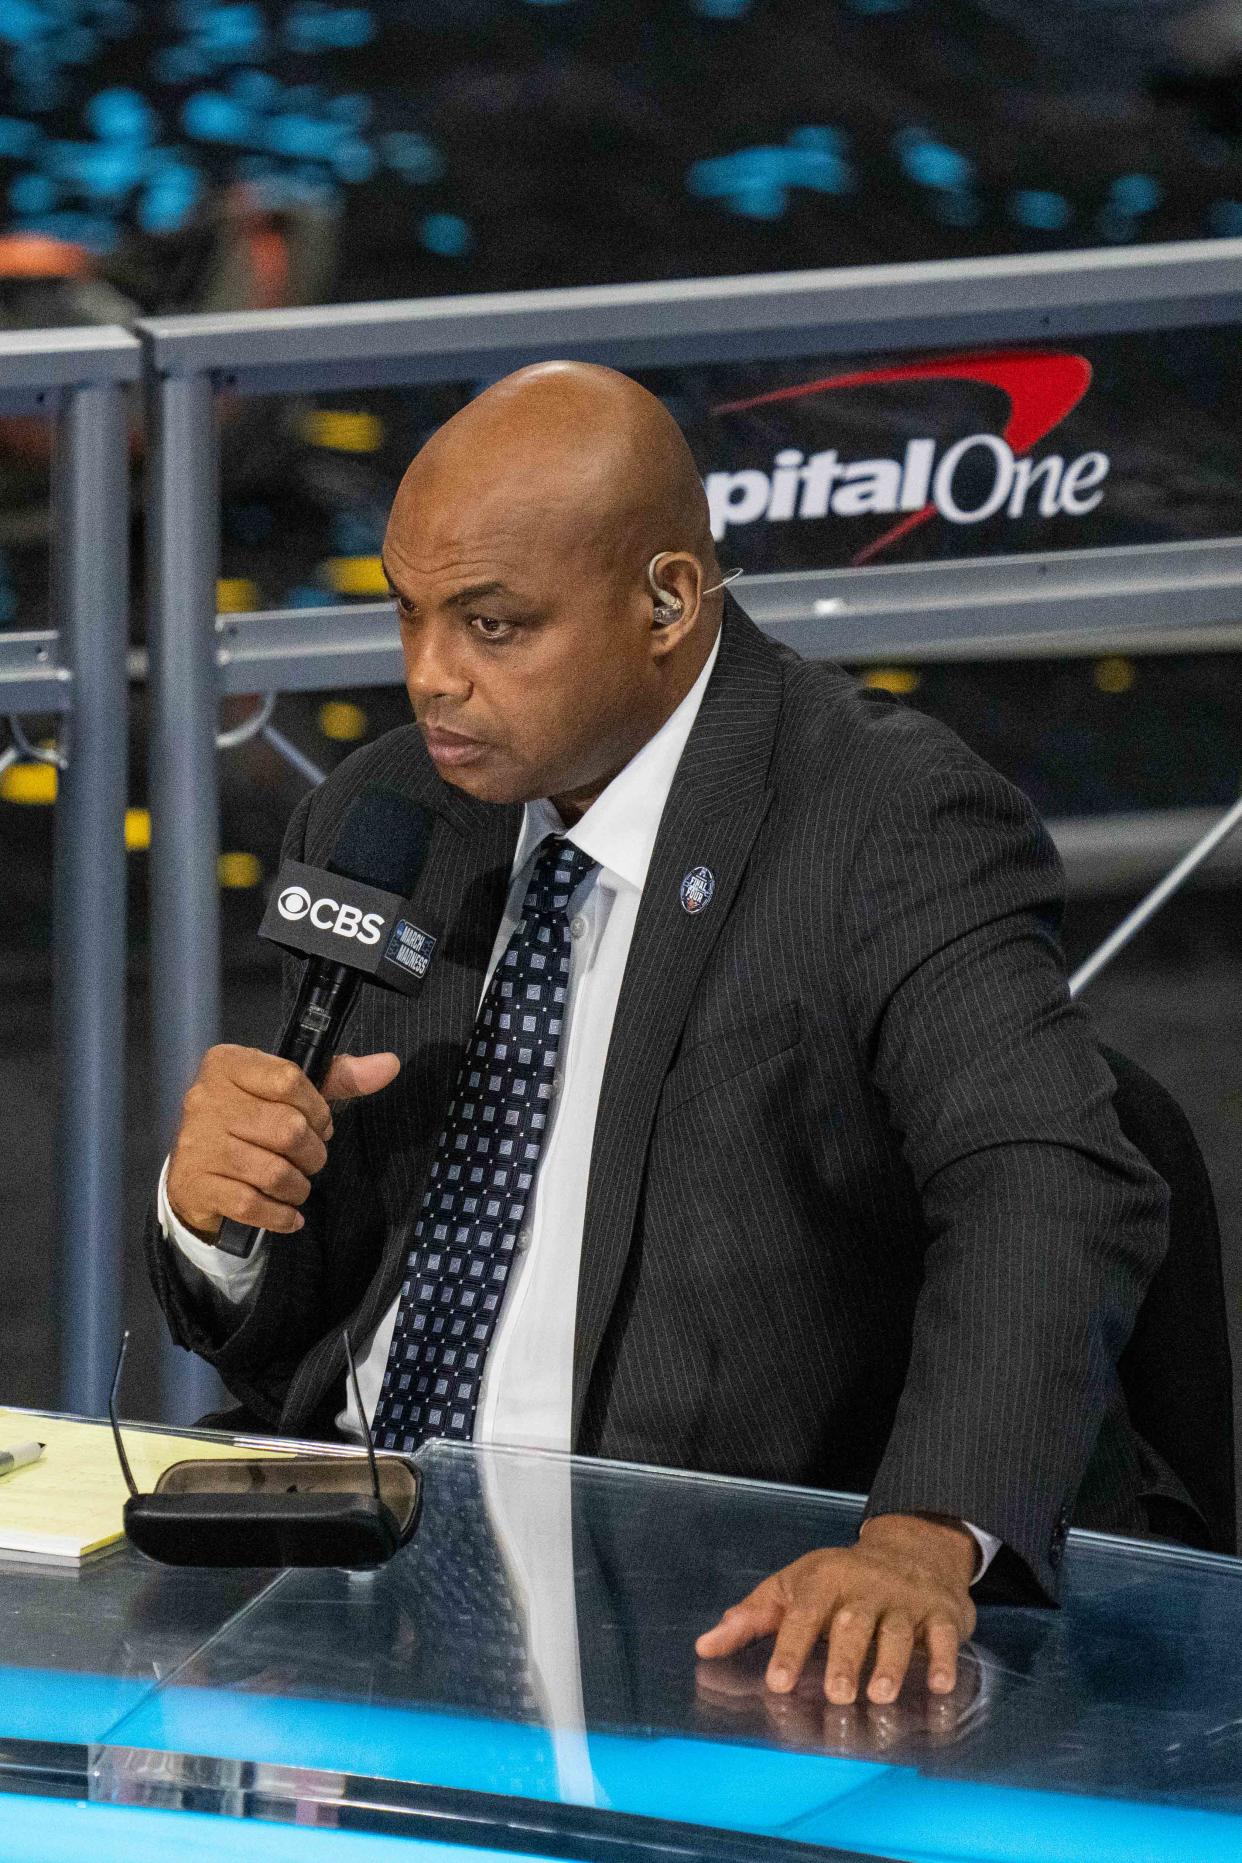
top-left (645, 554), bottom-right (743, 625)
top-left (646, 553), bottom-right (684, 625)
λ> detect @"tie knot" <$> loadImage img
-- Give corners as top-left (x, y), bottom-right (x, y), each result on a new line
top-left (521, 837), bottom-right (596, 920)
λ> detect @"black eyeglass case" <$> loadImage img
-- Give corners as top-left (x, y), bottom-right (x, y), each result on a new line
top-left (123, 1453), bottom-right (422, 1569)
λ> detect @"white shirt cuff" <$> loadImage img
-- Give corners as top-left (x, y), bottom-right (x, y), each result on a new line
top-left (964, 1521), bottom-right (1002, 1583)
top-left (158, 1156), bottom-right (268, 1307)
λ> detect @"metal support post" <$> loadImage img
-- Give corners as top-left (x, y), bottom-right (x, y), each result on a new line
top-left (51, 381), bottom-right (130, 1415)
top-left (145, 367), bottom-right (226, 1421)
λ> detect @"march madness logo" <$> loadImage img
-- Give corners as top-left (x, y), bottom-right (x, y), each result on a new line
top-left (706, 351), bottom-right (1103, 565)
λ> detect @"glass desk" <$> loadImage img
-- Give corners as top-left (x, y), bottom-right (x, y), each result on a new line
top-left (3, 1432), bottom-right (1242, 1861)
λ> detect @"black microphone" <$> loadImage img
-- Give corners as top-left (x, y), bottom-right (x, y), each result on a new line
top-left (214, 785), bottom-right (436, 1260)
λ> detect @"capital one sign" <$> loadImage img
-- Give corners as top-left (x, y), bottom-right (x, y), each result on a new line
top-left (705, 351), bottom-right (1106, 565)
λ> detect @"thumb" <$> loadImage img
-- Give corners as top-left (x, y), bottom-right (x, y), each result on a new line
top-left (322, 1051), bottom-right (401, 1105)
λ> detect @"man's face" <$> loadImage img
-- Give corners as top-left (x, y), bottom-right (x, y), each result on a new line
top-left (382, 472), bottom-right (664, 809)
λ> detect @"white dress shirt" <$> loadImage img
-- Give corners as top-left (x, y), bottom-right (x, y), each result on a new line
top-left (160, 627), bottom-right (997, 1578)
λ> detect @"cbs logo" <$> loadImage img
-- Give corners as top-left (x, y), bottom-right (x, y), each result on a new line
top-left (277, 887), bottom-right (384, 946)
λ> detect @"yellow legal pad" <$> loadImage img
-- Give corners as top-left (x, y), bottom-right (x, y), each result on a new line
top-left (0, 1409), bottom-right (290, 1565)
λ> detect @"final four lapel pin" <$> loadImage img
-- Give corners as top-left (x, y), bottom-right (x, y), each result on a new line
top-left (680, 866), bottom-right (715, 915)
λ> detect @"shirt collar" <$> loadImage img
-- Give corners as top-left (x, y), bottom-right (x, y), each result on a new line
top-left (512, 629), bottom-right (722, 894)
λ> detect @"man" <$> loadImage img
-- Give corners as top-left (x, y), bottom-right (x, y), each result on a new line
top-left (147, 361), bottom-right (1178, 1713)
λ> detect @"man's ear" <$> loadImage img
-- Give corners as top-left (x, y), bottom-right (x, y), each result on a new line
top-left (647, 551), bottom-right (703, 656)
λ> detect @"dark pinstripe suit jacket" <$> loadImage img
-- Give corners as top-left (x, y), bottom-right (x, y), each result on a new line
top-left (146, 597), bottom-right (1172, 1601)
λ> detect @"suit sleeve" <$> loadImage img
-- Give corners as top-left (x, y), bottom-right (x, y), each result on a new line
top-left (838, 754), bottom-right (1169, 1601)
top-left (141, 786), bottom-right (388, 1427)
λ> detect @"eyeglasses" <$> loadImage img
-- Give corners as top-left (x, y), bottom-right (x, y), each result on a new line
top-left (108, 1329), bottom-right (421, 1568)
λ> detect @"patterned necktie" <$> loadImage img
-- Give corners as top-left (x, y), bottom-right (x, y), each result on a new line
top-left (372, 836), bottom-right (598, 1453)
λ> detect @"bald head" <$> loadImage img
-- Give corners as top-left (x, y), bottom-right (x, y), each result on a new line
top-left (382, 363), bottom-right (725, 818)
top-left (391, 361), bottom-right (718, 583)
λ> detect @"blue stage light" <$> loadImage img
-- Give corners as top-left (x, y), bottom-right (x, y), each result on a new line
top-left (284, 585), bottom-right (336, 609)
top-left (11, 209), bottom-right (119, 251)
top-left (0, 3), bottom-right (52, 46)
top-left (687, 130), bottom-right (853, 219)
top-left (327, 93), bottom-right (371, 127)
top-left (9, 173), bottom-right (56, 213)
top-left (1096, 172), bottom-right (1161, 244)
top-left (139, 160), bottom-right (201, 232)
top-left (285, 4), bottom-right (376, 52)
top-left (48, 140), bottom-right (146, 202)
top-left (894, 129), bottom-right (973, 191)
top-left (265, 114), bottom-right (337, 159)
top-left (231, 69), bottom-right (278, 107)
top-left (185, 2), bottom-right (266, 62)
top-left (182, 91), bottom-right (251, 143)
top-left (1209, 199), bottom-right (1242, 236)
top-left (419, 211), bottom-right (472, 257)
top-left (1109, 172), bottom-right (1161, 215)
top-left (0, 118), bottom-right (37, 158)
top-left (1010, 188), bottom-right (1072, 231)
top-left (85, 87), bottom-right (155, 146)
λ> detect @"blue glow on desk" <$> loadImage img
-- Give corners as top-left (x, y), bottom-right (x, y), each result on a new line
top-left (0, 1666), bottom-right (152, 1745)
top-left (102, 1677), bottom-right (889, 1830)
top-left (8, 1668), bottom-right (1242, 1862)
top-left (791, 1774), bottom-right (1242, 1863)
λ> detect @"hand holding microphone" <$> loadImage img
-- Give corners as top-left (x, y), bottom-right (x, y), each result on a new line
top-left (166, 1042), bottom-right (400, 1242)
top-left (166, 784), bottom-right (438, 1255)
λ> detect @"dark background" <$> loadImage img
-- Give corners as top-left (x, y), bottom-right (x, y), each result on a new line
top-left (0, 0), bottom-right (1238, 1436)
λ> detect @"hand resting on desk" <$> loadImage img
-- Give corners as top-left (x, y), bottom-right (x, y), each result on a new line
top-left (696, 1511), bottom-right (978, 1705)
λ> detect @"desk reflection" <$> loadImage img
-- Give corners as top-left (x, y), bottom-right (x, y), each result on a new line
top-left (693, 1645), bottom-right (988, 1755)
top-left (59, 1441), bottom-right (1242, 1832)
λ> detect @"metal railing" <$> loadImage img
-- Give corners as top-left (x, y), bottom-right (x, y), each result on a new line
top-left (0, 326), bottom-right (138, 1415)
top-left (137, 238), bottom-right (1242, 1416)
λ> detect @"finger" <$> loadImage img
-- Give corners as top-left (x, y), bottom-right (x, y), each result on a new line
top-left (767, 1607), bottom-right (827, 1694)
top-left (198, 1174), bottom-right (305, 1235)
top-left (322, 1051), bottom-right (401, 1105)
top-left (217, 1135), bottom-right (312, 1209)
top-left (695, 1582), bottom-right (784, 1658)
top-left (222, 1049), bottom-right (334, 1136)
top-left (824, 1605), bottom-right (879, 1705)
top-left (866, 1611), bottom-right (915, 1704)
top-left (223, 1096), bottom-right (328, 1176)
top-left (925, 1616), bottom-right (962, 1695)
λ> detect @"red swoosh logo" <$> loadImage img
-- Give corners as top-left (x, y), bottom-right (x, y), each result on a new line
top-left (711, 350), bottom-right (1093, 565)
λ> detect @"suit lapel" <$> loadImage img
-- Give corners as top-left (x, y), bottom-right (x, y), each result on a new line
top-left (571, 601), bottom-right (784, 1436)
